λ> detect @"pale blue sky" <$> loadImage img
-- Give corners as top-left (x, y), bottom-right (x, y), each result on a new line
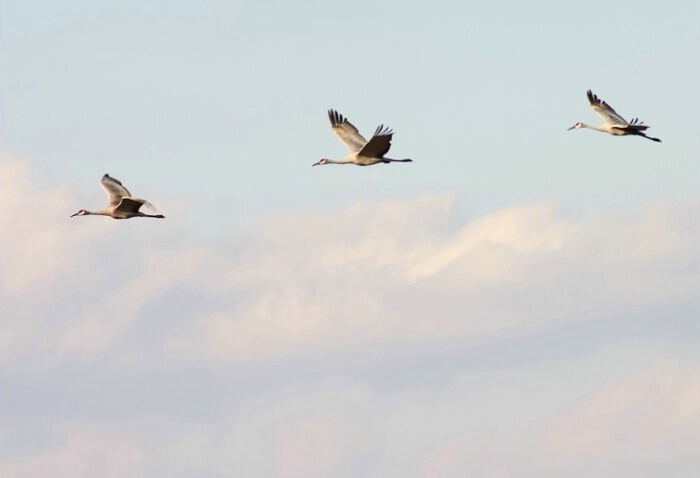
top-left (1, 1), bottom-right (698, 476)
top-left (1, 0), bottom-right (698, 231)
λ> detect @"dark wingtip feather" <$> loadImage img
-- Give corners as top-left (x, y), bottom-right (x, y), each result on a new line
top-left (102, 173), bottom-right (123, 186)
top-left (587, 89), bottom-right (600, 105)
top-left (328, 109), bottom-right (345, 127)
top-left (373, 124), bottom-right (394, 137)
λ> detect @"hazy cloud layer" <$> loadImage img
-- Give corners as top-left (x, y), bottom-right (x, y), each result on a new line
top-left (2, 350), bottom-right (698, 477)
top-left (1, 156), bottom-right (698, 476)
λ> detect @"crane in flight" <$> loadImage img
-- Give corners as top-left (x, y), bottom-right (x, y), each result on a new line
top-left (313, 109), bottom-right (412, 166)
top-left (568, 90), bottom-right (661, 142)
top-left (71, 174), bottom-right (165, 219)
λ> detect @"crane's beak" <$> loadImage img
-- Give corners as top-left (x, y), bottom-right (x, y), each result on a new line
top-left (311, 161), bottom-right (320, 167)
top-left (567, 125), bottom-right (576, 131)
top-left (70, 212), bottom-right (79, 217)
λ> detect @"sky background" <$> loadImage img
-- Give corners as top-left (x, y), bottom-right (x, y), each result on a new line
top-left (1, 0), bottom-right (698, 476)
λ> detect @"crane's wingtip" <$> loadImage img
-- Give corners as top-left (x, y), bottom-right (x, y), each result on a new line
top-left (328, 109), bottom-right (344, 127)
top-left (586, 90), bottom-right (596, 103)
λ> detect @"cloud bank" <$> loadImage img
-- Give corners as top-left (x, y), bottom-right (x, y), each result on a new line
top-left (1, 155), bottom-right (698, 477)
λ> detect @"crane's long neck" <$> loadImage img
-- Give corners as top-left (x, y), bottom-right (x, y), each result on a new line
top-left (86, 209), bottom-right (110, 216)
top-left (326, 158), bottom-right (354, 164)
top-left (580, 123), bottom-right (608, 132)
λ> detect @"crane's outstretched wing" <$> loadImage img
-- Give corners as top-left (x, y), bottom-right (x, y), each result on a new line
top-left (587, 90), bottom-right (628, 126)
top-left (117, 197), bottom-right (145, 213)
top-left (117, 197), bottom-right (157, 213)
top-left (358, 125), bottom-right (393, 158)
top-left (328, 109), bottom-right (367, 153)
top-left (617, 117), bottom-right (650, 132)
top-left (100, 174), bottom-right (132, 206)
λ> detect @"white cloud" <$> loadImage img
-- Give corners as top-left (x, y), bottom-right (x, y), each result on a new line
top-left (171, 199), bottom-right (698, 361)
top-left (0, 156), bottom-right (105, 295)
top-left (1, 156), bottom-right (698, 366)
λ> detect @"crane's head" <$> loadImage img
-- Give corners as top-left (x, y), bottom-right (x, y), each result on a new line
top-left (567, 122), bottom-right (582, 131)
top-left (70, 209), bottom-right (89, 217)
top-left (312, 158), bottom-right (329, 166)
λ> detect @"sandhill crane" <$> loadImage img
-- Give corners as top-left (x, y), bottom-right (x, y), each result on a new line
top-left (568, 90), bottom-right (661, 142)
top-left (71, 174), bottom-right (165, 220)
top-left (313, 109), bottom-right (412, 166)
